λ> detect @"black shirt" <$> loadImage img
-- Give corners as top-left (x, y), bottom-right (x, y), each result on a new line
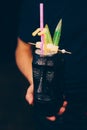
top-left (18, 0), bottom-right (87, 98)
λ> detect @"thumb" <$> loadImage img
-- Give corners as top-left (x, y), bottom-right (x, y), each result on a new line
top-left (25, 85), bottom-right (34, 105)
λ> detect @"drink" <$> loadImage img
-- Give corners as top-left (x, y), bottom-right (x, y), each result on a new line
top-left (33, 51), bottom-right (64, 116)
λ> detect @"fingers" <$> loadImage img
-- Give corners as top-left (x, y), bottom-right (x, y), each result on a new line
top-left (46, 116), bottom-right (56, 121)
top-left (58, 101), bottom-right (68, 115)
top-left (63, 101), bottom-right (68, 107)
top-left (58, 106), bottom-right (66, 115)
top-left (46, 101), bottom-right (68, 121)
top-left (25, 86), bottom-right (68, 121)
top-left (25, 85), bottom-right (34, 105)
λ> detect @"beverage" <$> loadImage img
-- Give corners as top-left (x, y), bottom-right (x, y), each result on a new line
top-left (31, 3), bottom-right (72, 116)
top-left (33, 51), bottom-right (64, 116)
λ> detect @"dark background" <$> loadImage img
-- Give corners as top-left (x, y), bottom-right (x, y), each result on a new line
top-left (0, 0), bottom-right (34, 129)
top-left (0, 1), bottom-right (87, 130)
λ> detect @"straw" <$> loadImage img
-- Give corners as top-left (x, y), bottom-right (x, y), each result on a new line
top-left (40, 3), bottom-right (44, 55)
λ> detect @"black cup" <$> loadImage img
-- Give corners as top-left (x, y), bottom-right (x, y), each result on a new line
top-left (33, 52), bottom-right (64, 116)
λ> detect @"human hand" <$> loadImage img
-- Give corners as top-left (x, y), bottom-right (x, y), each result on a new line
top-left (25, 85), bottom-right (68, 121)
top-left (46, 100), bottom-right (68, 121)
top-left (25, 84), bottom-right (34, 105)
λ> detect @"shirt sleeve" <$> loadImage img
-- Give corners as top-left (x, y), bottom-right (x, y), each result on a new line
top-left (18, 0), bottom-right (40, 43)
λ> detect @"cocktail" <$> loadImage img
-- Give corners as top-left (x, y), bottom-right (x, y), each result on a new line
top-left (30, 3), bottom-right (71, 116)
top-left (33, 51), bottom-right (65, 116)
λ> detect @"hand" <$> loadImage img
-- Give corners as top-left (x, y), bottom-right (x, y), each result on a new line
top-left (25, 84), bottom-right (34, 105)
top-left (46, 101), bottom-right (68, 121)
top-left (25, 85), bottom-right (68, 121)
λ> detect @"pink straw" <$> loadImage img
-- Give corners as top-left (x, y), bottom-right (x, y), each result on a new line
top-left (40, 3), bottom-right (44, 55)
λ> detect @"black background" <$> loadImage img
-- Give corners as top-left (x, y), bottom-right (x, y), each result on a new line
top-left (0, 0), bottom-right (33, 129)
top-left (0, 0), bottom-right (87, 129)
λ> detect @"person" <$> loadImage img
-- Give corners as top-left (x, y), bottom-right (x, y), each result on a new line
top-left (15, 0), bottom-right (87, 129)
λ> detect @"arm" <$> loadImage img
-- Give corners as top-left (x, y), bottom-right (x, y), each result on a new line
top-left (15, 37), bottom-right (33, 84)
top-left (15, 37), bottom-right (68, 121)
top-left (15, 37), bottom-right (34, 104)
